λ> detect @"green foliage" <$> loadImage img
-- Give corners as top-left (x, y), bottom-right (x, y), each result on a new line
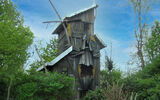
top-left (145, 21), bottom-right (160, 62)
top-left (105, 54), bottom-right (113, 71)
top-left (1, 1), bottom-right (160, 100)
top-left (83, 69), bottom-right (125, 100)
top-left (83, 57), bottom-right (159, 100)
top-left (0, 0), bottom-right (34, 69)
top-left (82, 89), bottom-right (105, 100)
top-left (123, 21), bottom-right (160, 99)
top-left (0, 1), bottom-right (72, 100)
top-left (41, 38), bottom-right (58, 62)
top-left (0, 66), bottom-right (24, 100)
top-left (0, 0), bottom-right (33, 99)
top-left (104, 81), bottom-right (127, 100)
top-left (30, 38), bottom-right (58, 69)
top-left (124, 56), bottom-right (160, 99)
top-left (101, 69), bottom-right (123, 87)
top-left (0, 69), bottom-right (74, 100)
top-left (100, 69), bottom-right (127, 100)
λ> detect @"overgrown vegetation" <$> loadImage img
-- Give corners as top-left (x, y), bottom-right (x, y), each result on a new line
top-left (83, 57), bottom-right (160, 100)
top-left (0, 0), bottom-right (73, 100)
top-left (30, 38), bottom-right (58, 69)
top-left (124, 56), bottom-right (160, 99)
top-left (1, 0), bottom-right (160, 100)
top-left (0, 0), bottom-right (34, 99)
top-left (82, 21), bottom-right (160, 100)
top-left (0, 68), bottom-right (74, 100)
top-left (145, 21), bottom-right (160, 62)
top-left (83, 68), bottom-right (127, 100)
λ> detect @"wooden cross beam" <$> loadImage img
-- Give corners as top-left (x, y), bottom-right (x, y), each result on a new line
top-left (43, 20), bottom-right (63, 23)
top-left (43, 19), bottom-right (81, 23)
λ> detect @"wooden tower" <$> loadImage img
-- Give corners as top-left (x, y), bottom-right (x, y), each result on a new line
top-left (37, 4), bottom-right (106, 99)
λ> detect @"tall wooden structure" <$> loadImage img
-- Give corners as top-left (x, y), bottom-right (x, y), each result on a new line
top-left (37, 4), bottom-right (106, 98)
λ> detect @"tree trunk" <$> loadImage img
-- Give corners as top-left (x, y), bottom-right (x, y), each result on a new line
top-left (7, 78), bottom-right (12, 100)
top-left (138, 0), bottom-right (145, 68)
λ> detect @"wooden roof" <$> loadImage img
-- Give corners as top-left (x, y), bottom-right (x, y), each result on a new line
top-left (94, 34), bottom-right (106, 49)
top-left (52, 4), bottom-right (98, 34)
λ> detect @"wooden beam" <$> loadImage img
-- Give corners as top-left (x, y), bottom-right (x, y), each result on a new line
top-left (43, 20), bottom-right (62, 23)
top-left (34, 44), bottom-right (48, 73)
top-left (49, 0), bottom-right (70, 45)
top-left (43, 19), bottom-right (82, 23)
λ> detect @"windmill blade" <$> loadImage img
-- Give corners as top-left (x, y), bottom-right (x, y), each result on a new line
top-left (49, 0), bottom-right (70, 45)
top-left (43, 20), bottom-right (69, 23)
top-left (49, 0), bottom-right (63, 21)
top-left (43, 20), bottom-right (62, 23)
top-left (43, 19), bottom-right (81, 24)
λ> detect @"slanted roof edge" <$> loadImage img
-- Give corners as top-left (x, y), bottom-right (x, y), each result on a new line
top-left (67, 4), bottom-right (98, 18)
top-left (95, 33), bottom-right (107, 48)
top-left (36, 46), bottom-right (73, 71)
top-left (52, 4), bottom-right (98, 34)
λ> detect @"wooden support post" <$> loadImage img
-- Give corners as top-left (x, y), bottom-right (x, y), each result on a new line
top-left (34, 45), bottom-right (48, 72)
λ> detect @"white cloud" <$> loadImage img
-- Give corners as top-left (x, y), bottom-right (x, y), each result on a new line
top-left (123, 45), bottom-right (137, 54)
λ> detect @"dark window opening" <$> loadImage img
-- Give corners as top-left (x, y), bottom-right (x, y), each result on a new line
top-left (85, 41), bottom-right (89, 47)
top-left (80, 64), bottom-right (93, 77)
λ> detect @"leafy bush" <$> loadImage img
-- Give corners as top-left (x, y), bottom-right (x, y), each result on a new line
top-left (82, 89), bottom-right (105, 100)
top-left (0, 69), bottom-right (74, 100)
top-left (83, 69), bottom-right (126, 100)
top-left (101, 69), bottom-right (123, 87)
top-left (17, 70), bottom-right (74, 100)
top-left (124, 56), bottom-right (160, 99)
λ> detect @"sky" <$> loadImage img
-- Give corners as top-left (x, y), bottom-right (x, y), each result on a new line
top-left (12, 0), bottom-right (160, 72)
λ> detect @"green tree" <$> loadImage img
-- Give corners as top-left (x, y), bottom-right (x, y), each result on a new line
top-left (14, 69), bottom-right (74, 100)
top-left (41, 38), bottom-right (58, 62)
top-left (0, 68), bottom-right (74, 100)
top-left (0, 0), bottom-right (33, 99)
top-left (105, 55), bottom-right (113, 72)
top-left (124, 56), bottom-right (160, 99)
top-left (145, 21), bottom-right (160, 62)
top-left (128, 0), bottom-right (155, 69)
top-left (30, 38), bottom-right (58, 69)
top-left (0, 0), bottom-right (33, 68)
